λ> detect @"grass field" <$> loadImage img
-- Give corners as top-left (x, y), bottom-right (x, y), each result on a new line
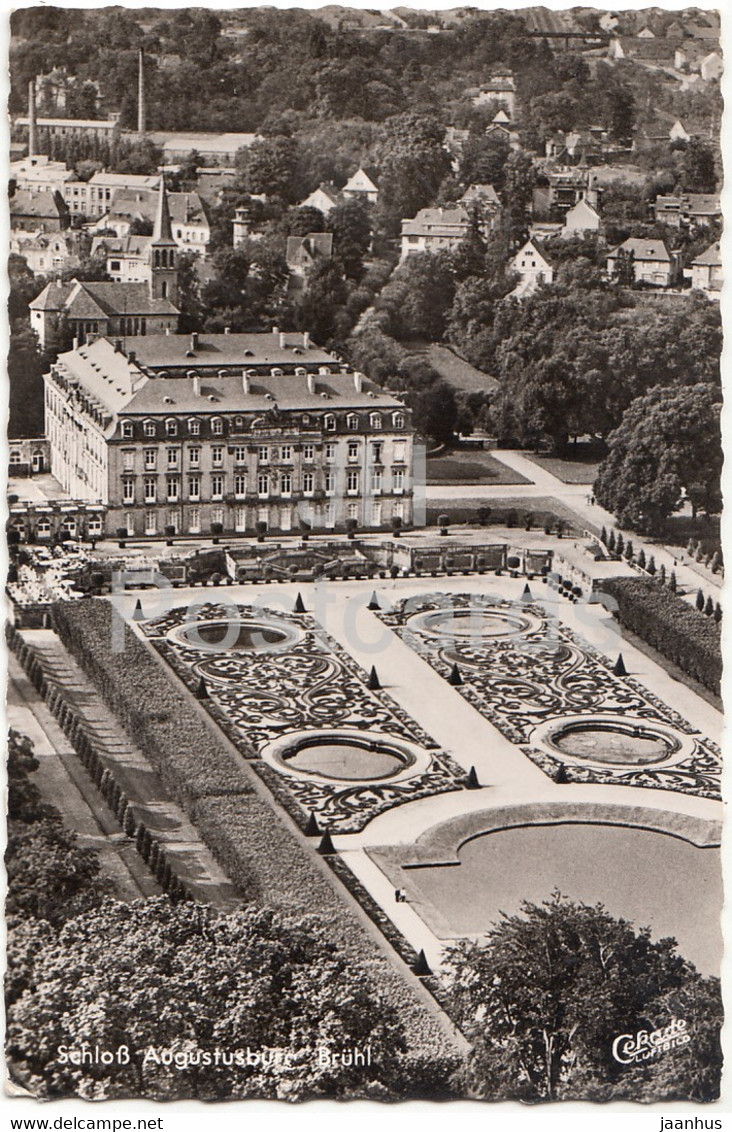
top-left (427, 450), bottom-right (531, 486)
top-left (524, 452), bottom-right (601, 485)
top-left (425, 495), bottom-right (593, 535)
top-left (403, 341), bottom-right (498, 395)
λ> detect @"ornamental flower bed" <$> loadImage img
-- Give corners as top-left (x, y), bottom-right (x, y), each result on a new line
top-left (377, 594), bottom-right (721, 801)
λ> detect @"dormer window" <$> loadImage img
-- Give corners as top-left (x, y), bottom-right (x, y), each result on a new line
top-left (165, 418), bottom-right (178, 437)
top-left (370, 413), bottom-right (382, 430)
top-left (188, 418), bottom-right (201, 435)
top-left (143, 419), bottom-right (156, 437)
top-left (324, 414), bottom-right (336, 432)
top-left (121, 421), bottom-right (133, 438)
top-left (211, 417), bottom-right (224, 436)
top-left (393, 413), bottom-right (405, 429)
top-left (347, 413), bottom-right (359, 431)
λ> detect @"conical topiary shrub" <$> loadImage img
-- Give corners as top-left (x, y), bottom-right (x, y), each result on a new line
top-left (367, 665), bottom-right (381, 690)
top-left (195, 676), bottom-right (209, 700)
top-left (413, 950), bottom-right (432, 977)
top-left (367, 591), bottom-right (380, 611)
top-left (294, 592), bottom-right (306, 613)
top-left (448, 663), bottom-right (463, 687)
top-left (521, 583), bottom-right (533, 602)
top-left (613, 653), bottom-right (627, 676)
top-left (132, 598), bottom-right (145, 621)
top-left (466, 766), bottom-right (480, 789)
top-left (304, 812), bottom-right (320, 837)
top-left (317, 830), bottom-right (336, 855)
top-left (554, 763), bottom-right (569, 784)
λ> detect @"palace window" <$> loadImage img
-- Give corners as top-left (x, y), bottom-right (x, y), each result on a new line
top-left (211, 474), bottom-right (224, 500)
top-left (189, 447), bottom-right (201, 467)
top-left (235, 474), bottom-right (247, 498)
top-left (281, 473), bottom-right (292, 497)
top-left (165, 419), bottom-right (178, 437)
top-left (348, 442), bottom-right (359, 461)
top-left (143, 477), bottom-right (157, 504)
top-left (370, 413), bottom-right (382, 430)
top-left (258, 473), bottom-right (269, 498)
top-left (122, 421), bottom-right (133, 438)
top-left (281, 444), bottom-right (292, 461)
top-left (122, 479), bottom-right (135, 503)
top-left (347, 413), bottom-right (359, 431)
top-left (346, 470), bottom-right (359, 495)
top-left (211, 418), bottom-right (223, 436)
top-left (303, 443), bottom-right (315, 461)
top-left (234, 446), bottom-right (247, 464)
top-left (393, 469), bottom-right (405, 493)
top-left (324, 414), bottom-right (336, 432)
top-left (212, 446), bottom-right (224, 467)
top-left (143, 420), bottom-right (156, 438)
top-left (188, 475), bottom-right (201, 501)
top-left (189, 419), bottom-right (201, 436)
top-left (166, 477), bottom-right (180, 502)
top-left (302, 472), bottom-right (314, 496)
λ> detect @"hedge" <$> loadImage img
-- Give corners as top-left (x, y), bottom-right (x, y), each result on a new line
top-left (52, 599), bottom-right (464, 1077)
top-left (598, 577), bottom-right (722, 696)
top-left (52, 601), bottom-right (255, 806)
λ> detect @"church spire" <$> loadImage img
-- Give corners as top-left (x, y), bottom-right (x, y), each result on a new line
top-left (149, 175), bottom-right (178, 304)
top-left (152, 174), bottom-right (175, 245)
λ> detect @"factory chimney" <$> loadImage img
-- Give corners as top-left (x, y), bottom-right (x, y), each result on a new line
top-left (137, 48), bottom-right (146, 135)
top-left (28, 80), bottom-right (36, 158)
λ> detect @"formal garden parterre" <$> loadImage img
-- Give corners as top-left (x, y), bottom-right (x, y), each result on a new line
top-left (376, 593), bottom-right (721, 800)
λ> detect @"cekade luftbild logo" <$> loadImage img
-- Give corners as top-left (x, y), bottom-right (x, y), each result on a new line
top-left (611, 1017), bottom-right (690, 1065)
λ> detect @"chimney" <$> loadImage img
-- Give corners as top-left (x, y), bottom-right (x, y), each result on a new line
top-left (28, 80), bottom-right (36, 159)
top-left (190, 332), bottom-right (198, 352)
top-left (114, 338), bottom-right (122, 352)
top-left (128, 349), bottom-right (136, 364)
top-left (307, 373), bottom-right (316, 395)
top-left (192, 375), bottom-right (201, 397)
top-left (242, 370), bottom-right (250, 394)
top-left (353, 372), bottom-right (363, 393)
top-left (279, 332), bottom-right (286, 349)
top-left (137, 48), bottom-right (146, 135)
top-left (302, 331), bottom-right (310, 348)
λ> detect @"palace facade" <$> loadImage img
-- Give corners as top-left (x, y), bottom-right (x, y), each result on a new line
top-left (43, 331), bottom-right (415, 539)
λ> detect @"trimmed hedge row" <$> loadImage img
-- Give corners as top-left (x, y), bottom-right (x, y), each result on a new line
top-left (52, 600), bottom-right (464, 1073)
top-left (598, 577), bottom-right (722, 696)
top-left (52, 602), bottom-right (256, 805)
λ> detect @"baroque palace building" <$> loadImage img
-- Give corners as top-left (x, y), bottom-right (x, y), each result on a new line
top-left (43, 330), bottom-right (415, 539)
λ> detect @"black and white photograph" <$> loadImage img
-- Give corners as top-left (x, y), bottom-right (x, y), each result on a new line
top-left (4, 0), bottom-right (727, 1117)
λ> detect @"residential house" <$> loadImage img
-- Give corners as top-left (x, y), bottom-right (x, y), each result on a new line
top-left (342, 167), bottom-right (379, 205)
top-left (299, 182), bottom-right (343, 215)
top-left (42, 330), bottom-right (415, 537)
top-left (470, 73), bottom-right (516, 117)
top-left (29, 180), bottom-right (180, 348)
top-left (561, 197), bottom-right (602, 237)
top-left (10, 189), bottom-right (69, 232)
top-left (510, 240), bottom-right (554, 296)
top-left (286, 232), bottom-right (334, 278)
top-left (653, 193), bottom-right (721, 228)
top-left (606, 237), bottom-right (677, 287)
top-left (458, 183), bottom-right (501, 213)
top-left (196, 167), bottom-right (240, 206)
top-left (64, 171), bottom-right (160, 218)
top-left (400, 206), bottom-right (492, 259)
top-left (10, 230), bottom-right (78, 277)
top-left (89, 235), bottom-right (153, 283)
top-left (93, 189), bottom-right (210, 256)
top-left (689, 241), bottom-right (721, 296)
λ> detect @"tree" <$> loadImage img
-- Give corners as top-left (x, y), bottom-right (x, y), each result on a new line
top-left (594, 384), bottom-right (723, 534)
top-left (298, 259), bottom-right (349, 344)
top-left (679, 139), bottom-right (717, 193)
top-left (696, 589), bottom-right (705, 613)
top-left (411, 381), bottom-right (458, 446)
top-left (327, 198), bottom-right (372, 282)
top-left (7, 898), bottom-right (411, 1101)
top-left (500, 151), bottom-right (536, 244)
top-left (247, 135), bottom-right (300, 203)
top-left (442, 893), bottom-right (721, 1103)
top-left (375, 112), bottom-right (452, 236)
top-left (6, 818), bottom-right (111, 926)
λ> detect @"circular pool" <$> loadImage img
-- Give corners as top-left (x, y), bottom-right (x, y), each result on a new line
top-left (282, 737), bottom-right (410, 781)
top-left (410, 606), bottom-right (539, 641)
top-left (171, 617), bottom-right (302, 654)
top-left (551, 721), bottom-right (678, 765)
top-left (263, 728), bottom-right (431, 785)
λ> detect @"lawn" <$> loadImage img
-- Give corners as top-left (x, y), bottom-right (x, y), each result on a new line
top-left (427, 450), bottom-right (531, 486)
top-left (524, 451), bottom-right (601, 485)
top-left (402, 340), bottom-right (498, 395)
top-left (425, 495), bottom-right (593, 535)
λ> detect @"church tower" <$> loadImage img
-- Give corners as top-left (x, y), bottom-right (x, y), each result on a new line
top-left (149, 177), bottom-right (178, 304)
